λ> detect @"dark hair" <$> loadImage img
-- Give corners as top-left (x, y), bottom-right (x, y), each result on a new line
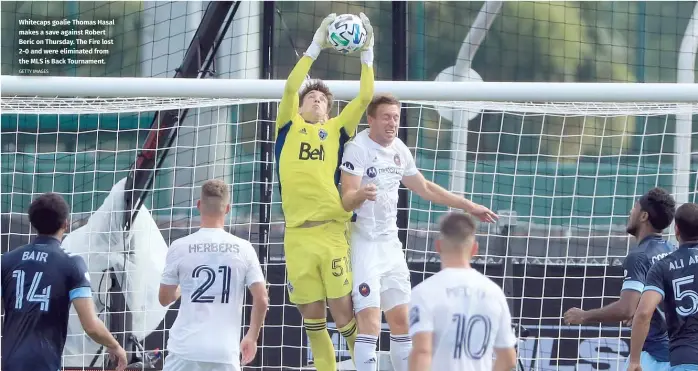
top-left (638, 187), bottom-right (676, 231)
top-left (367, 93), bottom-right (401, 117)
top-left (28, 192), bottom-right (69, 235)
top-left (439, 212), bottom-right (477, 245)
top-left (675, 203), bottom-right (698, 242)
top-left (299, 80), bottom-right (333, 112)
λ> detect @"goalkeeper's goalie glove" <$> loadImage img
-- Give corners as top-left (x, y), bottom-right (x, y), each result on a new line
top-left (305, 13), bottom-right (337, 60)
top-left (359, 12), bottom-right (374, 67)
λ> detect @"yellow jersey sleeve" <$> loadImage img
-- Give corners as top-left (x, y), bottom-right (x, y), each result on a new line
top-left (334, 63), bottom-right (374, 136)
top-left (276, 56), bottom-right (313, 132)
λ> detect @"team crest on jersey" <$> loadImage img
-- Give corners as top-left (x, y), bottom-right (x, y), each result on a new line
top-left (393, 154), bottom-right (401, 166)
top-left (366, 167), bottom-right (377, 178)
top-left (287, 281), bottom-right (294, 293)
top-left (409, 306), bottom-right (420, 326)
top-left (318, 128), bottom-right (328, 141)
top-left (358, 283), bottom-right (370, 297)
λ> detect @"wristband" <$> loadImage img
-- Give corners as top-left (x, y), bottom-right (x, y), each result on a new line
top-left (360, 49), bottom-right (374, 67)
top-left (304, 42), bottom-right (322, 60)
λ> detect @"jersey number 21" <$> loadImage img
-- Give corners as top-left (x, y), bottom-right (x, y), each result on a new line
top-left (191, 265), bottom-right (232, 304)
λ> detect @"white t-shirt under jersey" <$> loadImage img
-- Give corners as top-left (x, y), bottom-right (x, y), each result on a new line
top-left (409, 268), bottom-right (517, 371)
top-left (161, 228), bottom-right (265, 365)
top-left (340, 129), bottom-right (418, 239)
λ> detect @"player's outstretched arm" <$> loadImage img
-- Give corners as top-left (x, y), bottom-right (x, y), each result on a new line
top-left (335, 12), bottom-right (375, 136)
top-left (277, 13), bottom-right (337, 129)
top-left (564, 290), bottom-right (640, 324)
top-left (564, 252), bottom-right (646, 324)
top-left (73, 298), bottom-right (128, 371)
top-left (402, 171), bottom-right (498, 223)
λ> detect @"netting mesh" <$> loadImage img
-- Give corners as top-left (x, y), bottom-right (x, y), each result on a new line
top-left (1, 98), bottom-right (696, 369)
top-left (2, 0), bottom-right (697, 369)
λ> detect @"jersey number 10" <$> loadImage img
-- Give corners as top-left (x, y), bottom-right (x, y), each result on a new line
top-left (191, 265), bottom-right (232, 304)
top-left (11, 270), bottom-right (51, 311)
top-left (452, 313), bottom-right (492, 360)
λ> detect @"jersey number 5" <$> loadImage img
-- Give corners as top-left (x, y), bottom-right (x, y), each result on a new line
top-left (11, 270), bottom-right (51, 311)
top-left (672, 275), bottom-right (698, 316)
top-left (191, 265), bottom-right (232, 304)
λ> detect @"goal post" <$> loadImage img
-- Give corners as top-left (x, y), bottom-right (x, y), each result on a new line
top-left (1, 77), bottom-right (697, 370)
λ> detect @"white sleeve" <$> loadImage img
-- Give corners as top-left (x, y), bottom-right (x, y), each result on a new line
top-left (400, 142), bottom-right (418, 177)
top-left (494, 290), bottom-right (517, 348)
top-left (340, 141), bottom-right (365, 176)
top-left (160, 243), bottom-right (180, 285)
top-left (244, 245), bottom-right (265, 287)
top-left (408, 286), bottom-right (433, 336)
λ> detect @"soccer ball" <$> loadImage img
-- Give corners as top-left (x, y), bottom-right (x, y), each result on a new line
top-left (327, 14), bottom-right (367, 54)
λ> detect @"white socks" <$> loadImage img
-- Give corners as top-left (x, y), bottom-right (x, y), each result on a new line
top-left (354, 334), bottom-right (378, 371)
top-left (354, 333), bottom-right (411, 371)
top-left (389, 334), bottom-right (412, 371)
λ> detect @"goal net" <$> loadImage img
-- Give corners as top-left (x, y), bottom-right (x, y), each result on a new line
top-left (1, 84), bottom-right (697, 371)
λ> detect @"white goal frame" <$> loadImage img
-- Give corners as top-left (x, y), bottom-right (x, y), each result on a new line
top-left (2, 76), bottom-right (697, 370)
top-left (2, 75), bottom-right (697, 210)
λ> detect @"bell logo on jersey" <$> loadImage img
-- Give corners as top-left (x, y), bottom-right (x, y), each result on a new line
top-left (298, 142), bottom-right (325, 161)
top-left (343, 161), bottom-right (354, 171)
top-left (366, 167), bottom-right (377, 178)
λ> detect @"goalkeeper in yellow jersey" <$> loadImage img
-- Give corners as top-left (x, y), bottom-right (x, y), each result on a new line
top-left (275, 12), bottom-right (374, 371)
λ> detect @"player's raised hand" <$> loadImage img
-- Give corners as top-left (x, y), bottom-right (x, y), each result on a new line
top-left (359, 183), bottom-right (378, 202)
top-left (240, 334), bottom-right (258, 365)
top-left (468, 203), bottom-right (498, 223)
top-left (313, 13), bottom-right (337, 49)
top-left (107, 344), bottom-right (128, 371)
top-left (359, 12), bottom-right (374, 52)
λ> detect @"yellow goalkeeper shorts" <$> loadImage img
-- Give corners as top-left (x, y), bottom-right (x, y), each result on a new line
top-left (284, 221), bottom-right (352, 305)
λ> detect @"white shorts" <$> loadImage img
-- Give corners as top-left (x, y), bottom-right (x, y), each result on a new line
top-left (351, 232), bottom-right (411, 312)
top-left (163, 353), bottom-right (239, 371)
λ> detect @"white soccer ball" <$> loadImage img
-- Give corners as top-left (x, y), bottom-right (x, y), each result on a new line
top-left (327, 14), bottom-right (367, 54)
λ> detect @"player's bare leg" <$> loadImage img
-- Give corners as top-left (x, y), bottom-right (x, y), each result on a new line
top-left (354, 307), bottom-right (381, 371)
top-left (384, 304), bottom-right (411, 371)
top-left (327, 294), bottom-right (359, 361)
top-left (297, 301), bottom-right (336, 371)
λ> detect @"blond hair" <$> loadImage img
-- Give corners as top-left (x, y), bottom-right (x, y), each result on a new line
top-left (200, 179), bottom-right (230, 215)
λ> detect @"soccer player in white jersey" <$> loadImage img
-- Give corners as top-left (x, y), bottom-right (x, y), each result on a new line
top-left (339, 94), bottom-right (498, 371)
top-left (159, 179), bottom-right (269, 371)
top-left (408, 212), bottom-right (517, 371)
